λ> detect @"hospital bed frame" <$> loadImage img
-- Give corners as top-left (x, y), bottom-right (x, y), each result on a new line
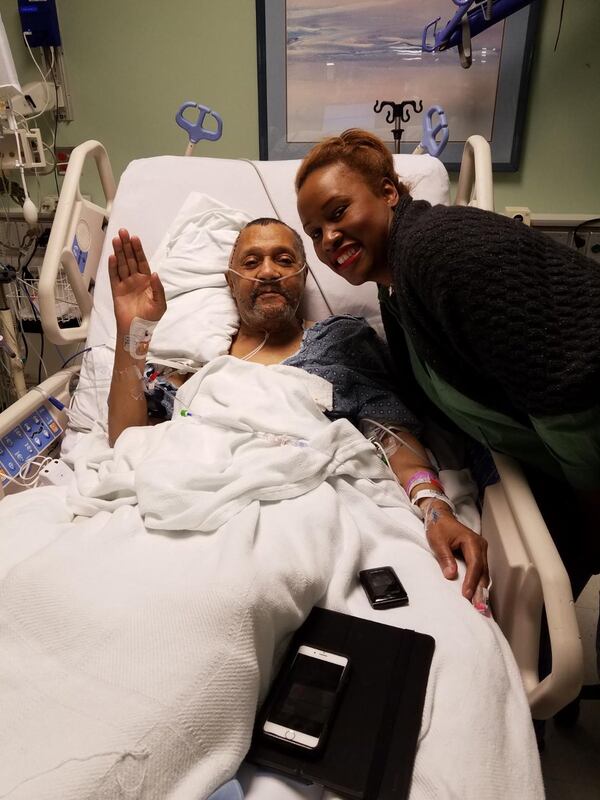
top-left (0, 137), bottom-right (583, 720)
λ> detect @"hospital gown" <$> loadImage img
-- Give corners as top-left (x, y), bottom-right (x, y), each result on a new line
top-left (144, 314), bottom-right (421, 434)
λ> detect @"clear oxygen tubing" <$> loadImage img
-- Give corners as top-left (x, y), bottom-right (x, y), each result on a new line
top-left (227, 263), bottom-right (307, 283)
top-left (241, 330), bottom-right (269, 361)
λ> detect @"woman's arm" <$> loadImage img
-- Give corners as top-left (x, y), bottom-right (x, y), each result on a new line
top-left (107, 229), bottom-right (166, 446)
top-left (377, 425), bottom-right (489, 603)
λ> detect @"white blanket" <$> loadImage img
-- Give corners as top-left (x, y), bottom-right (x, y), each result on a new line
top-left (0, 359), bottom-right (543, 800)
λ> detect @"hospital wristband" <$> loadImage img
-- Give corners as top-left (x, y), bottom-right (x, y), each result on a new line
top-left (404, 470), bottom-right (443, 497)
top-left (410, 489), bottom-right (456, 515)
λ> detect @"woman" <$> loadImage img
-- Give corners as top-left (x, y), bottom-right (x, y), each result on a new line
top-left (107, 219), bottom-right (488, 602)
top-left (296, 128), bottom-right (600, 598)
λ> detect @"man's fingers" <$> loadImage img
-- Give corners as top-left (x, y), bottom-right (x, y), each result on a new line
top-left (112, 235), bottom-right (129, 280)
top-left (150, 272), bottom-right (166, 307)
top-left (460, 535), bottom-right (486, 600)
top-left (131, 236), bottom-right (151, 275)
top-left (108, 254), bottom-right (119, 286)
top-left (119, 229), bottom-right (138, 274)
top-left (429, 535), bottom-right (458, 580)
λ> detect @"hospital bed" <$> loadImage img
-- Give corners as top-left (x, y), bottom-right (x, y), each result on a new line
top-left (0, 137), bottom-right (583, 757)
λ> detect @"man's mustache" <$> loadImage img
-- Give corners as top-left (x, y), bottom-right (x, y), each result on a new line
top-left (251, 284), bottom-right (292, 303)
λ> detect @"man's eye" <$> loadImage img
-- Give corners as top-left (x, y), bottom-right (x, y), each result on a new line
top-left (331, 205), bottom-right (346, 220)
top-left (243, 259), bottom-right (259, 269)
top-left (278, 256), bottom-right (294, 266)
top-left (310, 230), bottom-right (321, 241)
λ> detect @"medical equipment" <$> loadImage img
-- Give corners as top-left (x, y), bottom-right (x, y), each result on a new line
top-left (413, 106), bottom-right (449, 158)
top-left (0, 380), bottom-right (67, 488)
top-left (422, 0), bottom-right (536, 68)
top-left (373, 98), bottom-right (423, 154)
top-left (176, 101), bottom-right (223, 156)
top-left (18, 0), bottom-right (62, 48)
top-left (0, 13), bottom-right (21, 100)
top-left (228, 263), bottom-right (306, 283)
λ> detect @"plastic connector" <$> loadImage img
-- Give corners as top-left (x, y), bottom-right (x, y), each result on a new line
top-left (36, 458), bottom-right (74, 487)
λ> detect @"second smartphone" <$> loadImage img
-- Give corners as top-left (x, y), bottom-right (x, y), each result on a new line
top-left (262, 644), bottom-right (350, 752)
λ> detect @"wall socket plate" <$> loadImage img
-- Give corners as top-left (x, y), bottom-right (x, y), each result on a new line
top-left (40, 195), bottom-right (59, 213)
top-left (505, 206), bottom-right (532, 225)
top-left (586, 232), bottom-right (600, 263)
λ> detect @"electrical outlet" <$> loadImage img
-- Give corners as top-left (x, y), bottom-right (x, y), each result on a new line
top-left (40, 195), bottom-right (59, 213)
top-left (55, 146), bottom-right (74, 176)
top-left (586, 232), bottom-right (600, 263)
top-left (543, 229), bottom-right (572, 248)
top-left (505, 206), bottom-right (531, 225)
top-left (573, 230), bottom-right (589, 251)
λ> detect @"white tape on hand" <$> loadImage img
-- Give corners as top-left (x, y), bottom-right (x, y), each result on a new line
top-left (123, 317), bottom-right (158, 359)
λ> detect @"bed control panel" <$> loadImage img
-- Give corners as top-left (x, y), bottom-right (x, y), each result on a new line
top-left (0, 404), bottom-right (63, 486)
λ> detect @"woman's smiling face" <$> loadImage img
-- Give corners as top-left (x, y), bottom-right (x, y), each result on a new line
top-left (297, 162), bottom-right (398, 286)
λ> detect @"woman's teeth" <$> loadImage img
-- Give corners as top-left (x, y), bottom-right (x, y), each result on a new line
top-left (337, 246), bottom-right (360, 267)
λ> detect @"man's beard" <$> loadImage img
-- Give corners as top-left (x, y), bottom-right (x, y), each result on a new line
top-left (245, 285), bottom-right (301, 328)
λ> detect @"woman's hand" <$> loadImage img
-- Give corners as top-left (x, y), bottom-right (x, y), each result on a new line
top-left (109, 228), bottom-right (167, 333)
top-left (422, 501), bottom-right (489, 602)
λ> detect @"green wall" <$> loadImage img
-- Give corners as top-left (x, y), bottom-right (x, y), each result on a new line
top-left (1, 0), bottom-right (598, 213)
top-left (492, 0), bottom-right (600, 213)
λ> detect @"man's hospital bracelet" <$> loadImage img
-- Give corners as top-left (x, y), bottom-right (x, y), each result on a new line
top-left (404, 470), bottom-right (443, 497)
top-left (411, 489), bottom-right (456, 515)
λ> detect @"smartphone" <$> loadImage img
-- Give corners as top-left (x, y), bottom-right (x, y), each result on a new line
top-left (359, 566), bottom-right (409, 609)
top-left (262, 644), bottom-right (350, 752)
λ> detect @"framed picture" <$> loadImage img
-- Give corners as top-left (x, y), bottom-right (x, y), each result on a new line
top-left (256, 0), bottom-right (539, 170)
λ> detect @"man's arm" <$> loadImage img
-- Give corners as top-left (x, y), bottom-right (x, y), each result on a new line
top-left (381, 426), bottom-right (489, 602)
top-left (107, 229), bottom-right (166, 446)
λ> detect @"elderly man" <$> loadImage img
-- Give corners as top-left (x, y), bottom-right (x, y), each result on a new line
top-left (107, 219), bottom-right (488, 602)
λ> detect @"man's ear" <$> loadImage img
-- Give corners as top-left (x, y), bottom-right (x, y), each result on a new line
top-left (225, 270), bottom-right (235, 295)
top-left (381, 177), bottom-right (399, 208)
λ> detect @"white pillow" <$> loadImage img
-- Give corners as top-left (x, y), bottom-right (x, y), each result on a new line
top-left (146, 193), bottom-right (251, 368)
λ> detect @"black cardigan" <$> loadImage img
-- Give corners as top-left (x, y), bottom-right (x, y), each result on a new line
top-left (383, 195), bottom-right (600, 418)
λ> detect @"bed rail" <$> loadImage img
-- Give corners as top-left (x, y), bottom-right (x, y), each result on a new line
top-left (455, 138), bottom-right (584, 716)
top-left (454, 135), bottom-right (494, 211)
top-left (38, 141), bottom-right (116, 345)
top-left (0, 366), bottom-right (79, 499)
top-left (485, 453), bottom-right (584, 719)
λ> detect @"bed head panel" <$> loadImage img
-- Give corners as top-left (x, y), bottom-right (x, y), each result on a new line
top-left (87, 152), bottom-right (449, 349)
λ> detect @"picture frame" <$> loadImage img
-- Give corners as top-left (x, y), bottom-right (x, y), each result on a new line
top-left (256, 0), bottom-right (539, 170)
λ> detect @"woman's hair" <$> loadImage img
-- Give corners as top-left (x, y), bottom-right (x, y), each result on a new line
top-left (295, 128), bottom-right (410, 199)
